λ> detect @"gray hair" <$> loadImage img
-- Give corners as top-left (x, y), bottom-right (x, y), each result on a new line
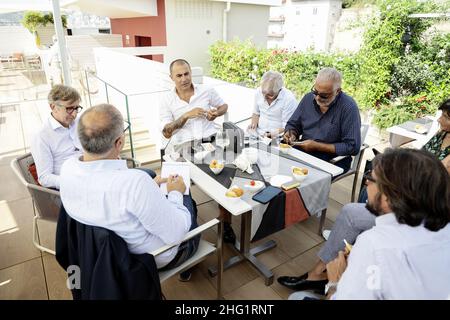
top-left (78, 104), bottom-right (124, 155)
top-left (316, 68), bottom-right (342, 90)
top-left (261, 70), bottom-right (284, 94)
top-left (48, 85), bottom-right (80, 105)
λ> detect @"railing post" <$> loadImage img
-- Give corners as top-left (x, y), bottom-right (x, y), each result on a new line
top-left (105, 83), bottom-right (109, 104)
top-left (85, 70), bottom-right (92, 108)
top-left (125, 95), bottom-right (135, 159)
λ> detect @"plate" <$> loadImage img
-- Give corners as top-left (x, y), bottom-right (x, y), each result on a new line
top-left (269, 175), bottom-right (293, 188)
top-left (243, 180), bottom-right (265, 193)
top-left (414, 124), bottom-right (428, 134)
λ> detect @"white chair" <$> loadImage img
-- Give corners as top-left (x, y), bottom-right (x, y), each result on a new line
top-left (10, 153), bottom-right (141, 255)
top-left (11, 153), bottom-right (60, 255)
top-left (151, 219), bottom-right (224, 299)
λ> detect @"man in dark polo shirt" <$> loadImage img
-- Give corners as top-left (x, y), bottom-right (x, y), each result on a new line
top-left (283, 67), bottom-right (361, 172)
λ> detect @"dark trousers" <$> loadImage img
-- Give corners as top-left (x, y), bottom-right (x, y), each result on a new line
top-left (134, 168), bottom-right (200, 270)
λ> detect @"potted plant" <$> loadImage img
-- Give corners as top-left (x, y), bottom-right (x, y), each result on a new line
top-left (21, 11), bottom-right (67, 47)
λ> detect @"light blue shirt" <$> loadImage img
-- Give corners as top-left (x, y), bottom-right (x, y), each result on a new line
top-left (30, 115), bottom-right (83, 189)
top-left (253, 87), bottom-right (297, 134)
top-left (333, 213), bottom-right (450, 299)
top-left (59, 157), bottom-right (191, 268)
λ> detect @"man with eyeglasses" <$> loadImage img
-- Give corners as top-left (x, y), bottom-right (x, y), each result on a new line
top-left (248, 70), bottom-right (297, 138)
top-left (283, 67), bottom-right (361, 172)
top-left (30, 85), bottom-right (84, 189)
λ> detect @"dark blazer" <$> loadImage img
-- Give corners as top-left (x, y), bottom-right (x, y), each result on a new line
top-left (55, 206), bottom-right (162, 300)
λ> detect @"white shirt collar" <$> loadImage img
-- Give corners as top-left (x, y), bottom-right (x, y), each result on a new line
top-left (375, 212), bottom-right (397, 226)
top-left (76, 158), bottom-right (128, 172)
top-left (172, 83), bottom-right (199, 96)
top-left (48, 114), bottom-right (77, 131)
top-left (48, 114), bottom-right (65, 130)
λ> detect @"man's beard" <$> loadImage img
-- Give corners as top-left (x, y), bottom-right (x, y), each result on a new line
top-left (365, 192), bottom-right (383, 217)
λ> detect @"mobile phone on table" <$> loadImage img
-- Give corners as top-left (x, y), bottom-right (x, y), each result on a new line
top-left (252, 186), bottom-right (283, 204)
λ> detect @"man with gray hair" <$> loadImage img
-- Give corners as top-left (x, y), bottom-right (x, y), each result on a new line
top-left (59, 104), bottom-right (199, 279)
top-left (248, 70), bottom-right (298, 138)
top-left (283, 67), bottom-right (361, 172)
top-left (31, 85), bottom-right (83, 189)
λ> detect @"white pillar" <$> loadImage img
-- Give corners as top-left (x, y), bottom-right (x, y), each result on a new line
top-left (51, 0), bottom-right (71, 86)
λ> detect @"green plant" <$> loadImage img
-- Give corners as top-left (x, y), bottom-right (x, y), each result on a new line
top-left (390, 52), bottom-right (436, 97)
top-left (21, 11), bottom-right (67, 33)
top-left (208, 0), bottom-right (449, 129)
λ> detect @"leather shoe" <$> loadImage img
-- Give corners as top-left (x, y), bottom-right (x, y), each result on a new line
top-left (277, 273), bottom-right (327, 295)
top-left (223, 223), bottom-right (236, 244)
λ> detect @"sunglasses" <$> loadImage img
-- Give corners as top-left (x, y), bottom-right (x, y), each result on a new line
top-left (311, 86), bottom-right (336, 100)
top-left (363, 170), bottom-right (377, 184)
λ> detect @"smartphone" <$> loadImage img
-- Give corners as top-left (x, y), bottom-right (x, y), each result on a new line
top-left (252, 186), bottom-right (283, 204)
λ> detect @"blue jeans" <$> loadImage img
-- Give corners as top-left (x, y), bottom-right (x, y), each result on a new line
top-left (134, 168), bottom-right (200, 270)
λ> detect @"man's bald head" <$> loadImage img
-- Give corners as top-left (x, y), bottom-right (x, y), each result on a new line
top-left (78, 104), bottom-right (124, 155)
top-left (169, 59), bottom-right (190, 75)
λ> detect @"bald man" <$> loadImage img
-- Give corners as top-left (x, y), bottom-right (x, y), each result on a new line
top-left (59, 103), bottom-right (200, 280)
top-left (160, 59), bottom-right (228, 148)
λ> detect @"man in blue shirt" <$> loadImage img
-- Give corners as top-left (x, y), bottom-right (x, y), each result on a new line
top-left (283, 68), bottom-right (361, 172)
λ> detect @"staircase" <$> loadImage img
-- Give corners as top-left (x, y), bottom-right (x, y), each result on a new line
top-left (122, 117), bottom-right (160, 166)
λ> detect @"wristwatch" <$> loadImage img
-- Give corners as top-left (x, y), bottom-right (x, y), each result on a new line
top-left (325, 281), bottom-right (338, 295)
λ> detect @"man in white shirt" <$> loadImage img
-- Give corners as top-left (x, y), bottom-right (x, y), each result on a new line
top-left (30, 85), bottom-right (83, 189)
top-left (248, 70), bottom-right (297, 138)
top-left (322, 148), bottom-right (450, 299)
top-left (60, 103), bottom-right (199, 277)
top-left (160, 59), bottom-right (228, 147)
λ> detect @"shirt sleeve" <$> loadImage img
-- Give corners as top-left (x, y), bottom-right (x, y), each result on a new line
top-left (281, 91), bottom-right (298, 128)
top-left (285, 96), bottom-right (303, 134)
top-left (332, 233), bottom-right (382, 300)
top-left (130, 175), bottom-right (191, 246)
top-left (208, 88), bottom-right (225, 108)
top-left (253, 88), bottom-right (261, 115)
top-left (333, 103), bottom-right (361, 156)
top-left (31, 133), bottom-right (60, 189)
top-left (159, 93), bottom-right (175, 132)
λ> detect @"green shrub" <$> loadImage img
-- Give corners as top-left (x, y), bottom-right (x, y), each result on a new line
top-left (208, 0), bottom-right (449, 129)
top-left (21, 11), bottom-right (67, 33)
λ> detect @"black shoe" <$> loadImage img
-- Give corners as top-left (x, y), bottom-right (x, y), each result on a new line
top-left (178, 270), bottom-right (192, 282)
top-left (223, 223), bottom-right (236, 244)
top-left (277, 272), bottom-right (327, 295)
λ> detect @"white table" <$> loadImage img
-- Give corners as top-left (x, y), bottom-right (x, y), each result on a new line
top-left (387, 116), bottom-right (439, 148)
top-left (185, 146), bottom-right (341, 285)
top-left (386, 125), bottom-right (425, 147)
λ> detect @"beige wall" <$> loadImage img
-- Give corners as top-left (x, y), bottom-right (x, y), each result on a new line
top-left (227, 3), bottom-right (269, 48)
top-left (165, 0), bottom-right (224, 74)
top-left (165, 0), bottom-right (270, 74)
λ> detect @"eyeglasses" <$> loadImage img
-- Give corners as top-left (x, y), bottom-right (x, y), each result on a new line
top-left (363, 170), bottom-right (377, 184)
top-left (311, 86), bottom-right (335, 100)
top-left (57, 104), bottom-right (83, 114)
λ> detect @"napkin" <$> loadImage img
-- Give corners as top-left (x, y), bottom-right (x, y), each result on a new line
top-left (233, 154), bottom-right (254, 174)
